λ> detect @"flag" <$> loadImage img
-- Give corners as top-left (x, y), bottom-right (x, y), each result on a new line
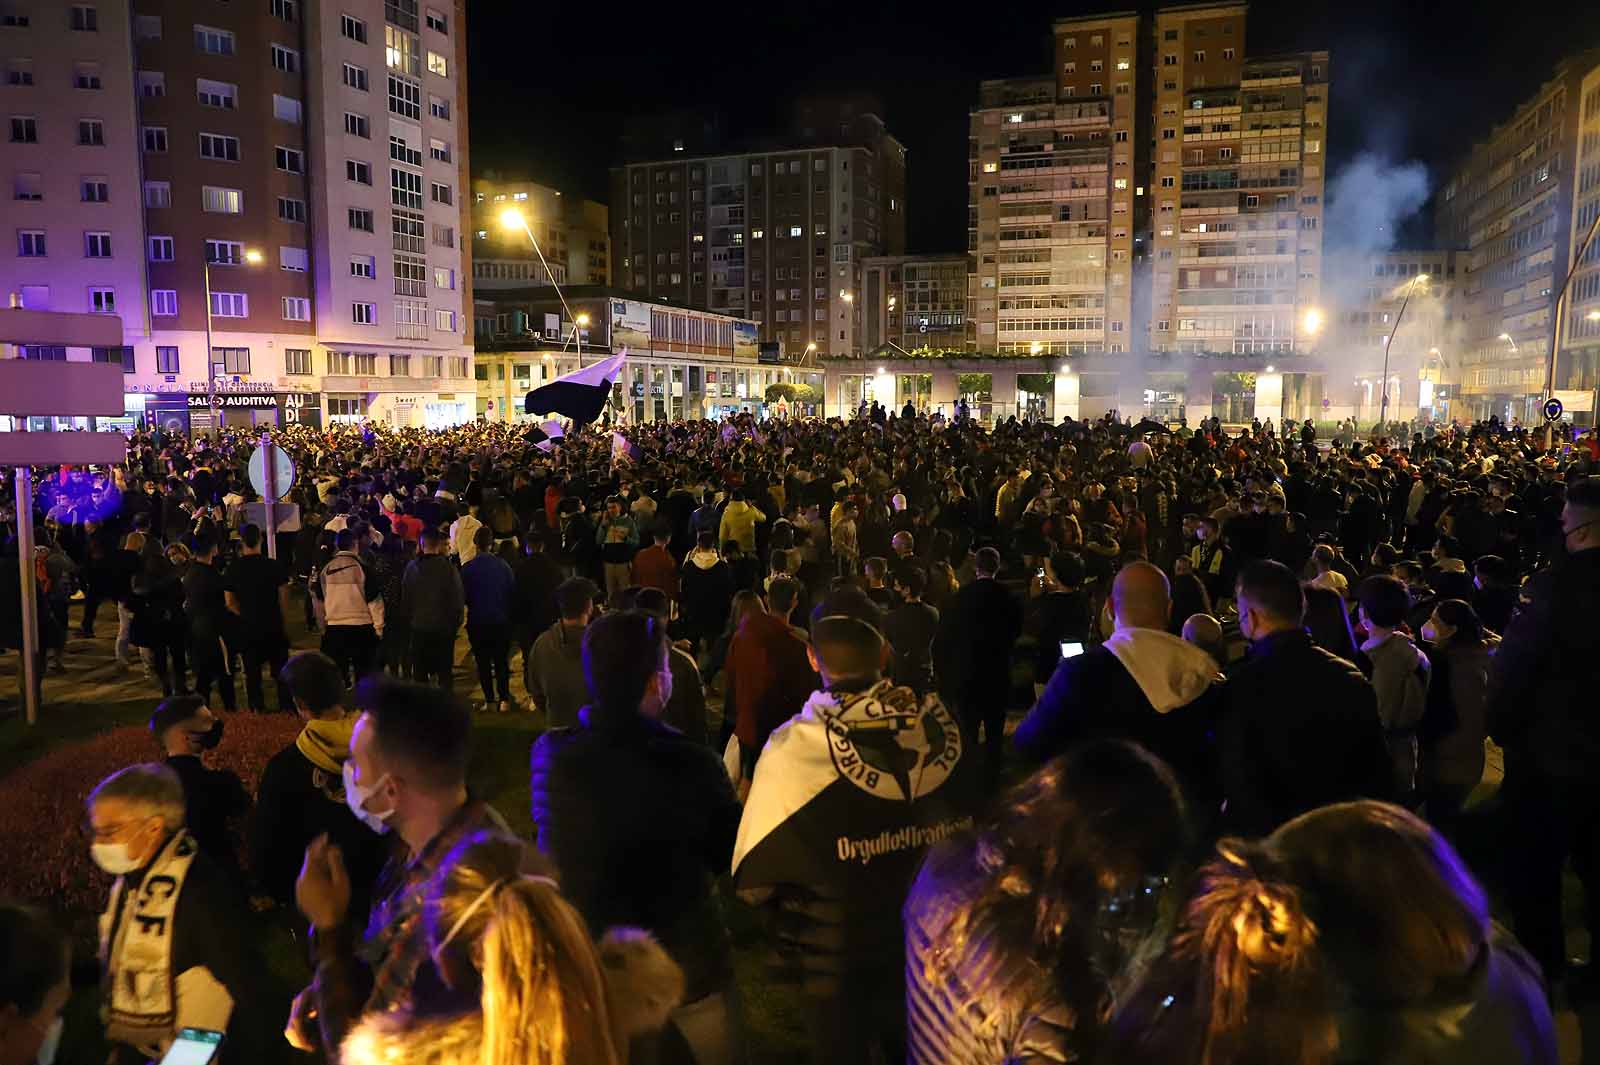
top-left (523, 351), bottom-right (626, 425)
top-left (611, 431), bottom-right (640, 465)
top-left (522, 419), bottom-right (566, 453)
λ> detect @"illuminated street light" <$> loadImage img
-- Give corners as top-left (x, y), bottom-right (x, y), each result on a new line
top-left (840, 290), bottom-right (854, 302)
top-left (1029, 341), bottom-right (1043, 355)
top-left (1499, 333), bottom-right (1519, 353)
top-left (1301, 308), bottom-right (1324, 335)
top-left (499, 205), bottom-right (580, 351)
top-left (1588, 310), bottom-right (1600, 321)
top-left (202, 244), bottom-right (264, 436)
top-left (1377, 274), bottom-right (1428, 429)
top-left (243, 249), bottom-right (263, 265)
top-left (1265, 365), bottom-right (1276, 373)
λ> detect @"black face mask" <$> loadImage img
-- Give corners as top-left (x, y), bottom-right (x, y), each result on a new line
top-left (194, 720), bottom-right (224, 751)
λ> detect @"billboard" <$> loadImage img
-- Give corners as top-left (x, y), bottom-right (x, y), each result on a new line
top-left (735, 321), bottom-right (761, 361)
top-left (610, 299), bottom-right (651, 351)
top-left (757, 341), bottom-right (781, 365)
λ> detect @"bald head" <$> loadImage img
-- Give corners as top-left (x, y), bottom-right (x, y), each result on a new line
top-left (1182, 613), bottom-right (1223, 655)
top-left (1111, 562), bottom-right (1172, 632)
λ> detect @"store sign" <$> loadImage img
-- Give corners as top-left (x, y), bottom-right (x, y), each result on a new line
top-left (129, 379), bottom-right (276, 395)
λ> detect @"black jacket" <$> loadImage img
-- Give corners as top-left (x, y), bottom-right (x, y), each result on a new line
top-left (1220, 631), bottom-right (1393, 836)
top-left (529, 709), bottom-right (741, 999)
top-left (164, 755), bottom-right (250, 876)
top-left (934, 577), bottom-right (1022, 703)
top-left (401, 554), bottom-right (464, 634)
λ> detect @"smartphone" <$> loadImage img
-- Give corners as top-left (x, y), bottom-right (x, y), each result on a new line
top-left (159, 1029), bottom-right (224, 1065)
top-left (1060, 641), bottom-right (1085, 659)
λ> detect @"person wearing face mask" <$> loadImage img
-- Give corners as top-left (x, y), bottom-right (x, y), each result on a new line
top-left (0, 904), bottom-right (70, 1065)
top-left (1417, 599), bottom-right (1498, 845)
top-left (148, 696), bottom-right (249, 880)
top-left (88, 763), bottom-right (272, 1064)
top-left (287, 677), bottom-right (505, 1059)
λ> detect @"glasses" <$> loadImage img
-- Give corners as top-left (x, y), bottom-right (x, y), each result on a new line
top-left (84, 819), bottom-right (146, 842)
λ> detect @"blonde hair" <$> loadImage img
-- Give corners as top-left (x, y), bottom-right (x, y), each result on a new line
top-left (124, 531), bottom-right (146, 553)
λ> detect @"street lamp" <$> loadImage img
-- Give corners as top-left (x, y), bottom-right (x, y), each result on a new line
top-left (575, 312), bottom-right (590, 361)
top-left (1301, 307), bottom-right (1324, 336)
top-left (202, 244), bottom-right (263, 436)
top-left (1498, 332), bottom-right (1519, 354)
top-left (499, 206), bottom-right (580, 353)
top-left (1377, 273), bottom-right (1428, 431)
top-left (1029, 341), bottom-right (1043, 356)
top-left (1587, 310), bottom-right (1600, 321)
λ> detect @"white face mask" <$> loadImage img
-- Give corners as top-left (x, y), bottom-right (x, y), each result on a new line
top-left (343, 759), bottom-right (393, 835)
top-left (33, 1016), bottom-right (62, 1065)
top-left (90, 840), bottom-right (146, 876)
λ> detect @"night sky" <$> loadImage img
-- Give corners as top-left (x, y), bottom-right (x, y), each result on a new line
top-left (467, 0), bottom-right (1600, 254)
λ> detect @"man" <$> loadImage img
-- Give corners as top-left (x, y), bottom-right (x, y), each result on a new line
top-left (510, 526), bottom-right (563, 673)
top-left (289, 677), bottom-right (505, 1058)
top-left (830, 500), bottom-right (860, 577)
top-left (1015, 562), bottom-right (1224, 808)
top-left (1221, 560), bottom-right (1392, 836)
top-left (182, 533), bottom-right (236, 712)
top-left (1356, 574), bottom-right (1430, 798)
top-left (249, 652), bottom-right (386, 913)
top-left (630, 523), bottom-right (680, 603)
top-left (527, 577), bottom-right (597, 728)
top-left (861, 556), bottom-right (896, 612)
top-left (460, 526), bottom-right (516, 713)
top-left (734, 615), bottom-right (975, 1064)
top-left (933, 546), bottom-right (1022, 790)
top-left (148, 697), bottom-right (249, 874)
top-left (596, 495), bottom-right (640, 605)
top-left (1471, 553), bottom-right (1517, 635)
top-left (223, 524), bottom-right (291, 713)
top-left (629, 586), bottom-right (709, 744)
top-left (718, 487), bottom-right (766, 557)
top-left (1492, 476), bottom-right (1600, 984)
top-left (89, 763), bottom-right (271, 1063)
top-left (447, 498), bottom-right (483, 565)
top-left (882, 567), bottom-right (940, 697)
top-left (1188, 516), bottom-right (1230, 605)
top-left (1307, 542), bottom-right (1349, 599)
top-left (314, 529), bottom-right (385, 683)
top-left (402, 527), bottom-right (464, 692)
top-left (725, 577), bottom-right (817, 782)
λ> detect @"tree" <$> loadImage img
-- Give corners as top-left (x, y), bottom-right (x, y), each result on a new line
top-left (790, 382), bottom-right (821, 405)
top-left (958, 373), bottom-right (992, 400)
top-left (764, 382), bottom-right (799, 403)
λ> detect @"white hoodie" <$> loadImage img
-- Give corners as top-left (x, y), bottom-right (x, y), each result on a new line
top-left (1102, 626), bottom-right (1222, 713)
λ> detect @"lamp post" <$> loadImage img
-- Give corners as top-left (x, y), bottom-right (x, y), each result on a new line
top-left (1378, 273), bottom-right (1428, 432)
top-left (202, 245), bottom-right (262, 437)
top-left (499, 206), bottom-right (579, 352)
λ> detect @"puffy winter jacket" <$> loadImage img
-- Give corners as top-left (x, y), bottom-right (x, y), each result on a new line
top-left (315, 551), bottom-right (384, 631)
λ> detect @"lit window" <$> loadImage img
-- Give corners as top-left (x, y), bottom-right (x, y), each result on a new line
top-left (427, 51), bottom-right (447, 77)
top-left (1116, 59), bottom-right (1130, 70)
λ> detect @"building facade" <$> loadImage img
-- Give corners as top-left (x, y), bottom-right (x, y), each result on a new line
top-left (862, 254), bottom-right (967, 355)
top-left (1328, 250), bottom-right (1460, 423)
top-left (1560, 64), bottom-right (1600, 414)
top-left (470, 175), bottom-right (609, 291)
top-left (608, 102), bottom-right (907, 360)
top-left (2, 0), bottom-right (476, 431)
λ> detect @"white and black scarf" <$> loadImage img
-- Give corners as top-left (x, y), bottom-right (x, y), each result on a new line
top-left (98, 829), bottom-right (198, 1053)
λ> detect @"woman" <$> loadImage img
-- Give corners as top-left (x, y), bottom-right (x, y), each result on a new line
top-left (0, 904), bottom-right (70, 1065)
top-left (904, 741), bottom-right (1190, 1063)
top-left (342, 830), bottom-right (684, 1065)
top-left (1103, 801), bottom-right (1556, 1065)
top-left (1420, 599), bottom-right (1498, 837)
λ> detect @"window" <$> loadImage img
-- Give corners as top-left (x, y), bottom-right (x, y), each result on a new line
top-left (271, 44), bottom-right (300, 72)
top-left (393, 300), bottom-right (427, 338)
top-left (343, 63), bottom-right (368, 91)
top-left (144, 181), bottom-right (170, 208)
top-left (17, 230), bottom-right (45, 257)
top-left (156, 345), bottom-right (180, 373)
top-left (388, 352), bottom-right (413, 376)
top-left (92, 345), bottom-right (134, 372)
top-left (19, 345), bottom-right (66, 360)
top-left (84, 231), bottom-right (111, 258)
top-left (429, 138), bottom-right (451, 162)
top-left (352, 301), bottom-right (376, 325)
top-left (151, 290), bottom-right (177, 316)
top-left (389, 134), bottom-right (422, 165)
top-left (196, 78), bottom-right (236, 109)
top-left (199, 133), bottom-right (241, 161)
top-left (200, 185), bottom-right (241, 214)
top-left (73, 62), bottom-right (102, 90)
top-left (449, 356), bottom-right (468, 378)
top-left (135, 14), bottom-right (161, 37)
top-left (279, 246), bottom-right (308, 271)
top-left (1244, 194), bottom-right (1259, 207)
top-left (344, 112), bottom-right (370, 138)
top-left (148, 236), bottom-right (173, 261)
top-left (352, 353), bottom-right (377, 374)
top-left (435, 308), bottom-right (457, 331)
top-left (138, 71), bottom-right (165, 96)
top-left (143, 126), bottom-right (167, 152)
top-left (282, 296), bottom-right (310, 321)
top-left (387, 74), bottom-right (421, 119)
top-left (277, 196), bottom-right (306, 223)
top-left (386, 25), bottom-right (419, 73)
top-left (3, 59), bottom-right (32, 87)
top-left (350, 254), bottom-right (376, 278)
top-left (1223, 47), bottom-right (1235, 60)
top-left (194, 25), bottom-right (234, 55)
top-left (433, 267), bottom-right (454, 289)
top-left (429, 181), bottom-right (452, 205)
top-left (1301, 216), bottom-right (1318, 230)
top-left (428, 94), bottom-right (450, 120)
top-left (77, 119), bottom-right (104, 146)
top-left (215, 347), bottom-right (250, 373)
top-left (346, 159), bottom-right (372, 184)
top-left (88, 287), bottom-right (115, 313)
top-left (1305, 139), bottom-right (1321, 154)
top-left (391, 168), bottom-right (422, 208)
top-left (270, 0), bottom-right (297, 20)
top-left (274, 146), bottom-right (303, 173)
top-left (1193, 50), bottom-right (1206, 62)
top-left (340, 14), bottom-right (367, 42)
top-left (81, 177), bottom-right (108, 203)
top-left (425, 7), bottom-right (448, 32)
top-left (205, 239), bottom-right (243, 265)
top-left (209, 292), bottom-right (247, 317)
top-left (426, 51), bottom-right (446, 76)
top-left (70, 5), bottom-right (98, 31)
top-left (1217, 146), bottom-right (1233, 160)
top-left (10, 117), bottom-right (38, 144)
top-left (348, 208), bottom-right (374, 232)
top-left (432, 224), bottom-right (453, 248)
top-left (285, 349), bottom-right (312, 375)
top-left (423, 355), bottom-right (442, 377)
top-left (1161, 128), bottom-right (1175, 140)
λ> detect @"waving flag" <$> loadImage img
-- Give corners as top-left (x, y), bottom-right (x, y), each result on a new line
top-left (523, 352), bottom-right (626, 425)
top-left (611, 431), bottom-right (640, 465)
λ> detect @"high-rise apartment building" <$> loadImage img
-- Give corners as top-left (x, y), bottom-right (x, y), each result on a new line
top-left (1329, 250), bottom-right (1459, 422)
top-left (1, 0), bottom-right (475, 430)
top-left (470, 174), bottom-right (610, 291)
top-left (609, 101), bottom-right (907, 359)
top-left (1559, 65), bottom-right (1600, 410)
top-left (862, 254), bottom-right (968, 354)
top-left (967, 4), bottom-right (1328, 360)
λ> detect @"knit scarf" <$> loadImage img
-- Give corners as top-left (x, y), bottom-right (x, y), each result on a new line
top-left (296, 714), bottom-right (356, 775)
top-left (99, 830), bottom-right (199, 1054)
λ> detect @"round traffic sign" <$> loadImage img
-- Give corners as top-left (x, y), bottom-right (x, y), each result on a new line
top-left (1543, 397), bottom-right (1564, 422)
top-left (248, 444), bottom-right (296, 500)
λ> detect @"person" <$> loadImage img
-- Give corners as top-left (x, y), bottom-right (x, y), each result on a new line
top-left (933, 546), bottom-right (1023, 790)
top-left (1021, 551), bottom-right (1094, 692)
top-left (1356, 574), bottom-right (1431, 798)
top-left (1188, 516), bottom-right (1229, 605)
top-left (1015, 562), bottom-right (1224, 811)
top-left (0, 904), bottom-right (70, 1065)
top-left (403, 527), bottom-right (465, 693)
top-left (223, 523), bottom-right (291, 713)
top-left (288, 676), bottom-right (507, 1058)
top-left (509, 525), bottom-right (562, 676)
top-left (461, 525), bottom-right (516, 714)
top-left (1181, 611), bottom-right (1226, 667)
top-left (725, 576), bottom-right (817, 783)
top-left (1471, 553), bottom-right (1517, 635)
top-left (148, 696), bottom-right (249, 876)
top-left (1307, 542), bottom-right (1349, 599)
top-left (1492, 475), bottom-right (1600, 984)
top-left (88, 763), bottom-right (272, 1064)
top-left (631, 523), bottom-right (680, 604)
top-left (527, 577), bottom-right (597, 729)
top-left (861, 556), bottom-right (896, 612)
top-left (1419, 599), bottom-right (1497, 840)
top-left (249, 652), bottom-right (387, 915)
top-left (315, 528), bottom-right (385, 683)
top-left (1302, 580), bottom-right (1360, 662)
top-left (734, 614), bottom-right (976, 1065)
top-left (883, 567), bottom-right (940, 696)
top-left (448, 498), bottom-right (484, 565)
top-left (630, 586), bottom-right (709, 744)
top-left (904, 741), bottom-right (1189, 1063)
top-left (1104, 801), bottom-right (1556, 1065)
top-left (596, 496), bottom-right (641, 605)
top-left (718, 487), bottom-right (766, 558)
top-left (182, 533), bottom-right (237, 712)
top-left (1221, 560), bottom-right (1392, 836)
top-left (341, 829), bottom-right (689, 1065)
top-left (680, 531), bottom-right (736, 655)
top-left (530, 610), bottom-right (745, 1061)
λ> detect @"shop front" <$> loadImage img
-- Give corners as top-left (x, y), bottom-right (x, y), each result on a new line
top-left (122, 383), bottom-right (322, 434)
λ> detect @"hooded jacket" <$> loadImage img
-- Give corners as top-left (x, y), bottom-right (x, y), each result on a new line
top-left (316, 550), bottom-right (384, 632)
top-left (679, 549), bottom-right (735, 637)
top-left (1361, 631), bottom-right (1431, 794)
top-left (401, 553), bottom-right (464, 635)
top-left (526, 620), bottom-right (589, 730)
top-left (1014, 627), bottom-right (1225, 806)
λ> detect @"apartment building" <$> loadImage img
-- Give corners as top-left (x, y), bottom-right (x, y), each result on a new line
top-left (470, 174), bottom-right (609, 291)
top-left (1329, 250), bottom-right (1460, 422)
top-left (1, 0), bottom-right (474, 431)
top-left (862, 254), bottom-right (967, 354)
top-left (1561, 64), bottom-right (1600, 409)
top-left (1436, 52), bottom-right (1600, 423)
top-left (609, 101), bottom-right (908, 360)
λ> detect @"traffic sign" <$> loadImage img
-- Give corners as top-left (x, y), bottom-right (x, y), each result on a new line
top-left (1322, 398), bottom-right (1331, 409)
top-left (248, 443), bottom-right (295, 500)
top-left (1543, 397), bottom-right (1564, 422)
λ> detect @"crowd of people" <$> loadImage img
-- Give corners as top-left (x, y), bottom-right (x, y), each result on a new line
top-left (2, 403), bottom-right (1599, 1065)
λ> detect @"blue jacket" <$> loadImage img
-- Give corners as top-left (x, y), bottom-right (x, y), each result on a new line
top-left (459, 553), bottom-right (514, 627)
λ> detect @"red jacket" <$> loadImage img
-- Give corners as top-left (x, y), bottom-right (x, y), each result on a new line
top-left (725, 611), bottom-right (817, 749)
top-left (630, 544), bottom-right (680, 601)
